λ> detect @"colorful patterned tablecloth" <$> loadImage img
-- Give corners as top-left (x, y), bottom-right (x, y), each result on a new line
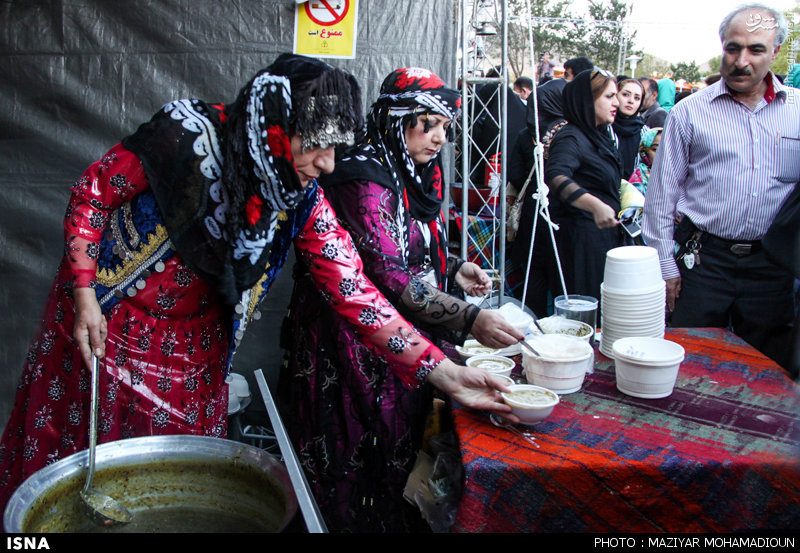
top-left (452, 328), bottom-right (800, 533)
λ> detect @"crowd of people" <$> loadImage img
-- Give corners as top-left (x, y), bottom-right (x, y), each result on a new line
top-left (0, 0), bottom-right (796, 536)
top-left (508, 2), bottom-right (798, 377)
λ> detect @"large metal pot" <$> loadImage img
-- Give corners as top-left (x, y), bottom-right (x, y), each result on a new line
top-left (4, 435), bottom-right (298, 533)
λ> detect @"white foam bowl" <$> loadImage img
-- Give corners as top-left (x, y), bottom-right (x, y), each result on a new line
top-left (603, 318), bottom-right (665, 329)
top-left (522, 334), bottom-right (594, 394)
top-left (611, 337), bottom-right (685, 398)
top-left (501, 384), bottom-right (560, 424)
top-left (533, 316), bottom-right (593, 342)
top-left (601, 281), bottom-right (665, 299)
top-left (226, 372), bottom-right (251, 398)
top-left (601, 330), bottom-right (667, 358)
top-left (602, 305), bottom-right (665, 318)
top-left (456, 339), bottom-right (501, 360)
top-left (466, 354), bottom-right (516, 378)
top-left (602, 246), bottom-right (663, 292)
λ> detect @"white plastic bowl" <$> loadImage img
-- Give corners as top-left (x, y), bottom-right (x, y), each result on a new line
top-left (494, 374), bottom-right (515, 387)
top-left (612, 337), bottom-right (685, 363)
top-left (600, 326), bottom-right (666, 357)
top-left (601, 281), bottom-right (666, 299)
top-left (521, 334), bottom-right (594, 394)
top-left (226, 372), bottom-right (250, 398)
top-left (466, 354), bottom-right (516, 377)
top-left (456, 339), bottom-right (501, 360)
top-left (603, 246), bottom-right (662, 292)
top-left (612, 337), bottom-right (685, 398)
top-left (501, 384), bottom-right (559, 424)
top-left (534, 316), bottom-right (593, 342)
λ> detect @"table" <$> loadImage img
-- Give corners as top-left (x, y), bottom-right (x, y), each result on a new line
top-left (452, 328), bottom-right (800, 533)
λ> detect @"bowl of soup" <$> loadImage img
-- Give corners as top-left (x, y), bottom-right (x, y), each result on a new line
top-left (501, 384), bottom-right (560, 424)
top-left (532, 316), bottom-right (593, 342)
top-left (455, 339), bottom-right (501, 360)
top-left (521, 334), bottom-right (594, 394)
top-left (466, 354), bottom-right (516, 377)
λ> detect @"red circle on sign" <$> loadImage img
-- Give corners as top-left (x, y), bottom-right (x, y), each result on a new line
top-left (304, 0), bottom-right (349, 26)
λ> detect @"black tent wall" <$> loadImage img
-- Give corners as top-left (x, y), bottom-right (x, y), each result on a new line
top-left (0, 0), bottom-right (458, 423)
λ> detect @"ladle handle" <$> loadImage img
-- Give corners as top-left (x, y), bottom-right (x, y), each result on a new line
top-left (83, 352), bottom-right (99, 495)
top-left (530, 312), bottom-right (545, 334)
top-left (519, 338), bottom-right (542, 357)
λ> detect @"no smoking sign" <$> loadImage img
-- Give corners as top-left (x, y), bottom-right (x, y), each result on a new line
top-left (305, 0), bottom-right (349, 26)
top-left (294, 0), bottom-right (358, 59)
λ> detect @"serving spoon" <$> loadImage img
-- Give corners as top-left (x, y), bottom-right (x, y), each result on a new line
top-left (518, 338), bottom-right (542, 357)
top-left (80, 353), bottom-right (132, 527)
top-left (489, 414), bottom-right (539, 448)
top-left (530, 312), bottom-right (545, 334)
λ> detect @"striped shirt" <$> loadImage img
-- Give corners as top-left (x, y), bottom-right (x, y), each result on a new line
top-left (642, 74), bottom-right (800, 280)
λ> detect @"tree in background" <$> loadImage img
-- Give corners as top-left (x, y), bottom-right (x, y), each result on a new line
top-left (772, 2), bottom-right (800, 75)
top-left (484, 0), bottom-right (576, 79)
top-left (670, 61), bottom-right (702, 83)
top-left (634, 53), bottom-right (672, 80)
top-left (480, 0), bottom-right (637, 79)
top-left (705, 55), bottom-right (722, 76)
top-left (566, 0), bottom-right (636, 73)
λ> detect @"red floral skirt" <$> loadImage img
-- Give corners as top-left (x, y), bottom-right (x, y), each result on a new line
top-left (0, 257), bottom-right (229, 516)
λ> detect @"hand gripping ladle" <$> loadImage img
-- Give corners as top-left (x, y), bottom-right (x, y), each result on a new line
top-left (79, 352), bottom-right (133, 527)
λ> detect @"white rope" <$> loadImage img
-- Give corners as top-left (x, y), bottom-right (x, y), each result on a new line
top-left (518, 0), bottom-right (569, 310)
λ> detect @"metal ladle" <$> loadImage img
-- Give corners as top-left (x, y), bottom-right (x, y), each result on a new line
top-left (80, 353), bottom-right (132, 527)
top-left (518, 338), bottom-right (542, 357)
top-left (530, 312), bottom-right (545, 334)
top-left (489, 414), bottom-right (540, 448)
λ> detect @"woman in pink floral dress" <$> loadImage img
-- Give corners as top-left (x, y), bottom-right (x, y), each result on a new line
top-left (281, 67), bottom-right (524, 532)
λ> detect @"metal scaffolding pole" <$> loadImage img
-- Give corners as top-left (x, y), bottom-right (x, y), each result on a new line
top-left (455, 3), bottom-right (630, 309)
top-left (457, 0), bottom-right (510, 307)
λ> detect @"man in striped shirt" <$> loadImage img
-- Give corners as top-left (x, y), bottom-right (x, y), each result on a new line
top-left (643, 3), bottom-right (799, 373)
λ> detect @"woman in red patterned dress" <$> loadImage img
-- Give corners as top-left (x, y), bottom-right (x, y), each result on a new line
top-left (0, 54), bottom-right (516, 518)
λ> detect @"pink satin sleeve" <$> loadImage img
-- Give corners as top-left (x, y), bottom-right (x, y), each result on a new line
top-left (63, 143), bottom-right (150, 288)
top-left (293, 188), bottom-right (447, 389)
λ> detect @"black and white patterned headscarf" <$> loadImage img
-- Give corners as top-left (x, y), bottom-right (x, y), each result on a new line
top-left (124, 54), bottom-right (363, 305)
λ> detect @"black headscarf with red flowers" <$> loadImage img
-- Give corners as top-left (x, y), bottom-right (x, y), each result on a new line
top-left (123, 54), bottom-right (363, 305)
top-left (322, 67), bottom-right (460, 287)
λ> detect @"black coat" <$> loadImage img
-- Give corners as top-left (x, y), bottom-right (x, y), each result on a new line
top-left (471, 84), bottom-right (527, 184)
top-left (545, 124), bottom-right (622, 220)
top-left (544, 123), bottom-right (624, 304)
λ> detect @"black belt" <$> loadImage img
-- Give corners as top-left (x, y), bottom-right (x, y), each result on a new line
top-left (700, 233), bottom-right (762, 256)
